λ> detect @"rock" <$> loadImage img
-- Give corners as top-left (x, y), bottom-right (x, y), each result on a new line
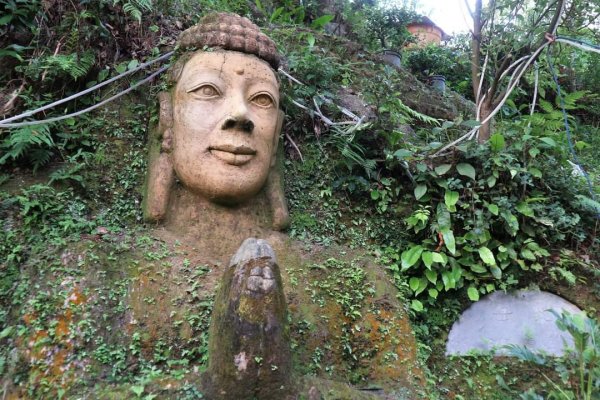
top-left (202, 238), bottom-right (293, 400)
top-left (446, 290), bottom-right (584, 356)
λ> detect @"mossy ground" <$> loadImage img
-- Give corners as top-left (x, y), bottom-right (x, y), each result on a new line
top-left (1, 25), bottom-right (599, 400)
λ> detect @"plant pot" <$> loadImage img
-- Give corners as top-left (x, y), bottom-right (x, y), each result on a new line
top-left (381, 50), bottom-right (401, 67)
top-left (429, 75), bottom-right (446, 93)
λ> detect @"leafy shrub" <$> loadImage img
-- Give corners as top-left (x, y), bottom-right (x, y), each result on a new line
top-left (382, 124), bottom-right (598, 311)
top-left (350, 6), bottom-right (416, 51)
top-left (404, 43), bottom-right (472, 97)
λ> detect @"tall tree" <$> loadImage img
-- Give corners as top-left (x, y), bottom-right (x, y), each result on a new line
top-left (468, 0), bottom-right (570, 142)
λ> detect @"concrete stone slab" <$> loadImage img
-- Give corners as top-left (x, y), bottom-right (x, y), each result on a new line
top-left (446, 290), bottom-right (583, 356)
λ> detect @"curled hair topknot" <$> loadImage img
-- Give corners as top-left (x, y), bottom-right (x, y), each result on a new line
top-left (177, 13), bottom-right (280, 70)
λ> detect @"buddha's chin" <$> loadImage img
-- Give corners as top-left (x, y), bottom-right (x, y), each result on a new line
top-left (182, 174), bottom-right (268, 206)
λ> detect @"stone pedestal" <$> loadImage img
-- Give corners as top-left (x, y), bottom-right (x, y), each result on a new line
top-left (202, 238), bottom-right (293, 400)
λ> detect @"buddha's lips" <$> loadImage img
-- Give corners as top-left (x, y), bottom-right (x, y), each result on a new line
top-left (209, 144), bottom-right (256, 166)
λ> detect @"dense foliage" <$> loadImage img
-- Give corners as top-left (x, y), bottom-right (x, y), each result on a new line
top-left (1, 0), bottom-right (599, 398)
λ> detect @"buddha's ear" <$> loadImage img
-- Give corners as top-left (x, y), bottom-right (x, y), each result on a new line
top-left (143, 152), bottom-right (174, 222)
top-left (143, 92), bottom-right (175, 222)
top-left (271, 110), bottom-right (284, 168)
top-left (158, 92), bottom-right (173, 132)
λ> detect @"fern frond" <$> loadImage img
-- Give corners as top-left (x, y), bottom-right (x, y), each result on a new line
top-left (132, 0), bottom-right (152, 11)
top-left (123, 2), bottom-right (143, 22)
top-left (41, 51), bottom-right (95, 80)
top-left (0, 125), bottom-right (54, 165)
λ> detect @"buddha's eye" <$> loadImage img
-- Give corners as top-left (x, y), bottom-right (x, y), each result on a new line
top-left (189, 84), bottom-right (220, 98)
top-left (250, 92), bottom-right (275, 108)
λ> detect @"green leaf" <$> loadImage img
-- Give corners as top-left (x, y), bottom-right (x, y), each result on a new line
top-left (529, 147), bottom-right (540, 158)
top-left (516, 202), bottom-right (534, 217)
top-left (456, 163), bottom-right (476, 180)
top-left (487, 176), bottom-right (497, 188)
top-left (441, 271), bottom-right (453, 290)
top-left (428, 288), bottom-right (439, 299)
top-left (415, 278), bottom-right (428, 295)
top-left (487, 203), bottom-right (499, 216)
top-left (411, 300), bottom-right (424, 312)
top-left (489, 133), bottom-right (505, 151)
top-left (521, 249), bottom-right (536, 261)
top-left (489, 265), bottom-right (502, 279)
top-left (0, 14), bottom-right (13, 25)
top-left (501, 211), bottom-right (519, 236)
top-left (131, 386), bottom-right (145, 396)
top-left (529, 167), bottom-right (542, 178)
top-left (416, 163), bottom-right (427, 172)
top-left (436, 203), bottom-right (451, 230)
top-left (539, 99), bottom-right (554, 113)
top-left (414, 184), bottom-right (427, 200)
top-left (401, 245), bottom-right (424, 271)
top-left (441, 229), bottom-right (456, 255)
top-left (128, 59), bottom-right (139, 70)
top-left (470, 264), bottom-right (487, 274)
top-left (115, 62), bottom-right (127, 74)
top-left (467, 286), bottom-right (480, 301)
top-left (306, 34), bottom-right (315, 47)
top-left (0, 326), bottom-right (13, 339)
top-left (270, 7), bottom-right (283, 22)
top-left (393, 149), bottom-right (413, 159)
top-left (478, 247), bottom-right (496, 265)
top-left (444, 190), bottom-right (459, 211)
top-left (370, 190), bottom-right (380, 200)
top-left (311, 14), bottom-right (334, 29)
top-left (425, 269), bottom-right (437, 284)
top-left (539, 137), bottom-right (556, 147)
top-left (409, 277), bottom-right (421, 292)
top-left (431, 252), bottom-right (447, 264)
top-left (434, 164), bottom-right (452, 175)
top-left (422, 251), bottom-right (433, 269)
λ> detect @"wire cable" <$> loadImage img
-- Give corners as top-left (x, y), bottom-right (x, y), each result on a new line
top-left (0, 65), bottom-right (169, 128)
top-left (546, 47), bottom-right (599, 218)
top-left (0, 51), bottom-right (173, 125)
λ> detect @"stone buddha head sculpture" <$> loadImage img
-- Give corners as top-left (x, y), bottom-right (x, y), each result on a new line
top-left (144, 13), bottom-right (289, 232)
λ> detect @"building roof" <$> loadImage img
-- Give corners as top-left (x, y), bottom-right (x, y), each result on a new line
top-left (407, 16), bottom-right (450, 41)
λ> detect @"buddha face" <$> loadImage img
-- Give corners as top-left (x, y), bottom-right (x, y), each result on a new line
top-left (171, 50), bottom-right (280, 204)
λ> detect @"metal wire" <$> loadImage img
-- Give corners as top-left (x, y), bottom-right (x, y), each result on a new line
top-left (546, 46), bottom-right (599, 218)
top-left (0, 65), bottom-right (170, 128)
top-left (0, 51), bottom-right (173, 125)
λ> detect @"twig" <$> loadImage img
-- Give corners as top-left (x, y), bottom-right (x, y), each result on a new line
top-left (285, 132), bottom-right (304, 162)
top-left (278, 68), bottom-right (305, 85)
top-left (476, 52), bottom-right (489, 104)
top-left (431, 126), bottom-right (479, 157)
top-left (41, 40), bottom-right (63, 82)
top-left (530, 62), bottom-right (539, 116)
top-left (319, 96), bottom-right (361, 122)
top-left (0, 82), bottom-right (25, 116)
top-left (290, 98), bottom-right (334, 126)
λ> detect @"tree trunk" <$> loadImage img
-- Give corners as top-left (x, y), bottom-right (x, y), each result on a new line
top-left (470, 0), bottom-right (483, 101)
top-left (478, 99), bottom-right (493, 143)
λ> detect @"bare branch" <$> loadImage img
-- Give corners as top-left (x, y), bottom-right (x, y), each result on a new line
top-left (464, 0), bottom-right (475, 19)
top-left (285, 132), bottom-right (304, 163)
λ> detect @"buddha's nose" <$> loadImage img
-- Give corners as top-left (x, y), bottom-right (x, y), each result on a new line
top-left (222, 94), bottom-right (253, 133)
top-left (221, 116), bottom-right (254, 133)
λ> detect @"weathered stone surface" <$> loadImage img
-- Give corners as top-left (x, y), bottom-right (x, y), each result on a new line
top-left (446, 290), bottom-right (583, 356)
top-left (202, 238), bottom-right (293, 400)
top-left (143, 14), bottom-right (289, 230)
